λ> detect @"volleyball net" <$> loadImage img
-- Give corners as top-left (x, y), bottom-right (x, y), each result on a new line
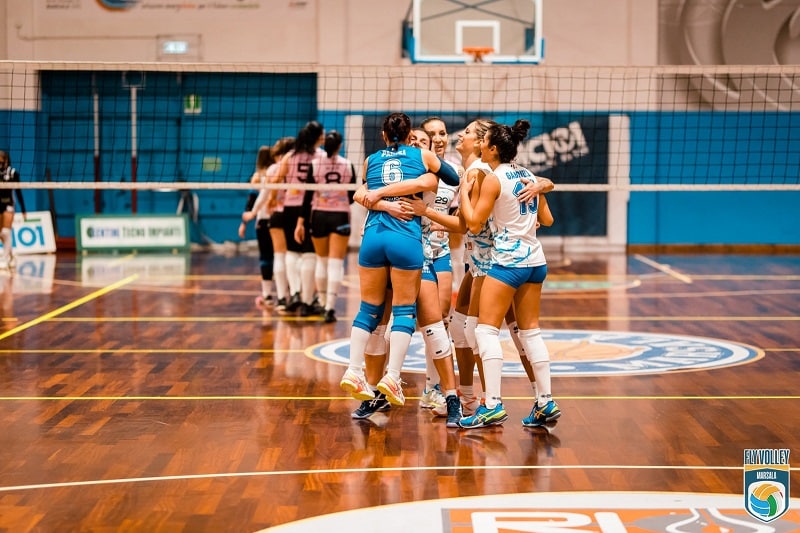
top-left (1, 61), bottom-right (798, 247)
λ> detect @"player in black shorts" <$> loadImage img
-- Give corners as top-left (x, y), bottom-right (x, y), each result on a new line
top-left (0, 150), bottom-right (26, 269)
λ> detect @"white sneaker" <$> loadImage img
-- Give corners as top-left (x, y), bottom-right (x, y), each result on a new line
top-left (340, 369), bottom-right (375, 401)
top-left (420, 384), bottom-right (445, 410)
top-left (377, 374), bottom-right (405, 406)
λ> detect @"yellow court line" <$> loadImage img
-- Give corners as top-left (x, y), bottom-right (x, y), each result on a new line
top-left (0, 348), bottom-right (302, 354)
top-left (633, 254), bottom-right (693, 284)
top-left (0, 274), bottom-right (139, 342)
top-left (41, 315), bottom-right (800, 322)
top-left (47, 316), bottom-right (321, 322)
top-left (544, 316), bottom-right (800, 321)
top-left (0, 395), bottom-right (797, 402)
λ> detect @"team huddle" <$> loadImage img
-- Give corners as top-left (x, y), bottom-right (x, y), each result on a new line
top-left (242, 113), bottom-right (560, 431)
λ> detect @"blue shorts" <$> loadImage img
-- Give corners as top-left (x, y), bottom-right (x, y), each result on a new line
top-left (359, 224), bottom-right (424, 271)
top-left (432, 254), bottom-right (452, 275)
top-left (487, 263), bottom-right (547, 289)
top-left (421, 260), bottom-right (438, 283)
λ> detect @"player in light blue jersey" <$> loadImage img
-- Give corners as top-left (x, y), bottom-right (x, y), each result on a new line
top-left (458, 119), bottom-right (560, 430)
top-left (340, 112), bottom-right (460, 408)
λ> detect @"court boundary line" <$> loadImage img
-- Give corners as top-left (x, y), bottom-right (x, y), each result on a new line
top-left (633, 254), bottom-right (694, 283)
top-left (0, 274), bottom-right (139, 342)
top-left (4, 463), bottom-right (797, 494)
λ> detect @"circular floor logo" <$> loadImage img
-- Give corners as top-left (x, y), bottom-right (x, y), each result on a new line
top-left (263, 491), bottom-right (800, 533)
top-left (307, 329), bottom-right (763, 376)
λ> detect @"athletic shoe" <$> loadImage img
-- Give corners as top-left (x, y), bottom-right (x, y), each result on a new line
top-left (444, 394), bottom-right (462, 428)
top-left (323, 309), bottom-right (337, 323)
top-left (340, 369), bottom-right (375, 401)
top-left (254, 294), bottom-right (274, 310)
top-left (351, 392), bottom-right (391, 419)
top-left (276, 297), bottom-right (287, 311)
top-left (522, 399), bottom-right (561, 428)
top-left (458, 403), bottom-right (508, 429)
top-left (299, 303), bottom-right (312, 317)
top-left (420, 384), bottom-right (445, 410)
top-left (285, 292), bottom-right (302, 313)
top-left (309, 297), bottom-right (326, 316)
top-left (377, 374), bottom-right (405, 406)
top-left (521, 402), bottom-right (540, 427)
top-left (460, 393), bottom-right (481, 417)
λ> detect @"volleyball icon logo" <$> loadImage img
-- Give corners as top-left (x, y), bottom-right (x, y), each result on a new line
top-left (747, 482), bottom-right (788, 522)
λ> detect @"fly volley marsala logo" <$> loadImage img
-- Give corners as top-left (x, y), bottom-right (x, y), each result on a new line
top-left (308, 329), bottom-right (763, 376)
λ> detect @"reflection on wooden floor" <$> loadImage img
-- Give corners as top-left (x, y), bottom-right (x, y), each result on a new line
top-left (0, 250), bottom-right (798, 531)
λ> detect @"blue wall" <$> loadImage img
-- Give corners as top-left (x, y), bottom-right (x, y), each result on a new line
top-left (2, 73), bottom-right (799, 246)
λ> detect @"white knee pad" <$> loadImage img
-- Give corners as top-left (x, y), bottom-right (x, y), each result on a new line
top-left (422, 321), bottom-right (452, 360)
top-left (518, 328), bottom-right (549, 364)
top-left (464, 315), bottom-right (478, 352)
top-left (365, 324), bottom-right (388, 355)
top-left (474, 324), bottom-right (502, 362)
top-left (449, 310), bottom-right (469, 349)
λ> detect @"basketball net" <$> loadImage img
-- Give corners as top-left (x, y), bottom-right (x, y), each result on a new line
top-left (462, 46), bottom-right (494, 64)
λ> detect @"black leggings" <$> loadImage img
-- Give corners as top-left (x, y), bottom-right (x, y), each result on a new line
top-left (257, 219), bottom-right (274, 280)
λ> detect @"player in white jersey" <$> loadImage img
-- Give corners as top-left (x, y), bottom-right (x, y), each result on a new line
top-left (421, 117), bottom-right (460, 322)
top-left (415, 117), bottom-right (462, 413)
top-left (458, 119), bottom-right (560, 430)
top-left (295, 131), bottom-right (356, 323)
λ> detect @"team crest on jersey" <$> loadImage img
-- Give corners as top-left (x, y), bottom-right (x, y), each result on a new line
top-left (306, 329), bottom-right (762, 376)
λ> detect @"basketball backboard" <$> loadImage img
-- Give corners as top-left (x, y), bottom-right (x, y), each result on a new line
top-left (404, 0), bottom-right (543, 63)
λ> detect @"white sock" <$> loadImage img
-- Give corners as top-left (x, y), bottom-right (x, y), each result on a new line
top-left (315, 256), bottom-right (328, 307)
top-left (387, 330), bottom-right (412, 379)
top-left (347, 327), bottom-right (371, 373)
top-left (273, 253), bottom-right (288, 300)
top-left (285, 252), bottom-right (301, 296)
top-left (0, 228), bottom-right (11, 261)
top-left (326, 257), bottom-right (345, 311)
top-left (300, 252), bottom-right (316, 304)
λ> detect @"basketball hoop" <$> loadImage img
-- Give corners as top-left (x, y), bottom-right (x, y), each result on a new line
top-left (462, 46), bottom-right (494, 64)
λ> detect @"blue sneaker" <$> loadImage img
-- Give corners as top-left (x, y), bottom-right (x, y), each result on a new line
top-left (459, 403), bottom-right (508, 429)
top-left (444, 394), bottom-right (462, 428)
top-left (523, 399), bottom-right (561, 427)
top-left (351, 392), bottom-right (391, 419)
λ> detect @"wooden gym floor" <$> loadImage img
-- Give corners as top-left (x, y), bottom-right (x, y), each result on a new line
top-left (0, 249), bottom-right (797, 531)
